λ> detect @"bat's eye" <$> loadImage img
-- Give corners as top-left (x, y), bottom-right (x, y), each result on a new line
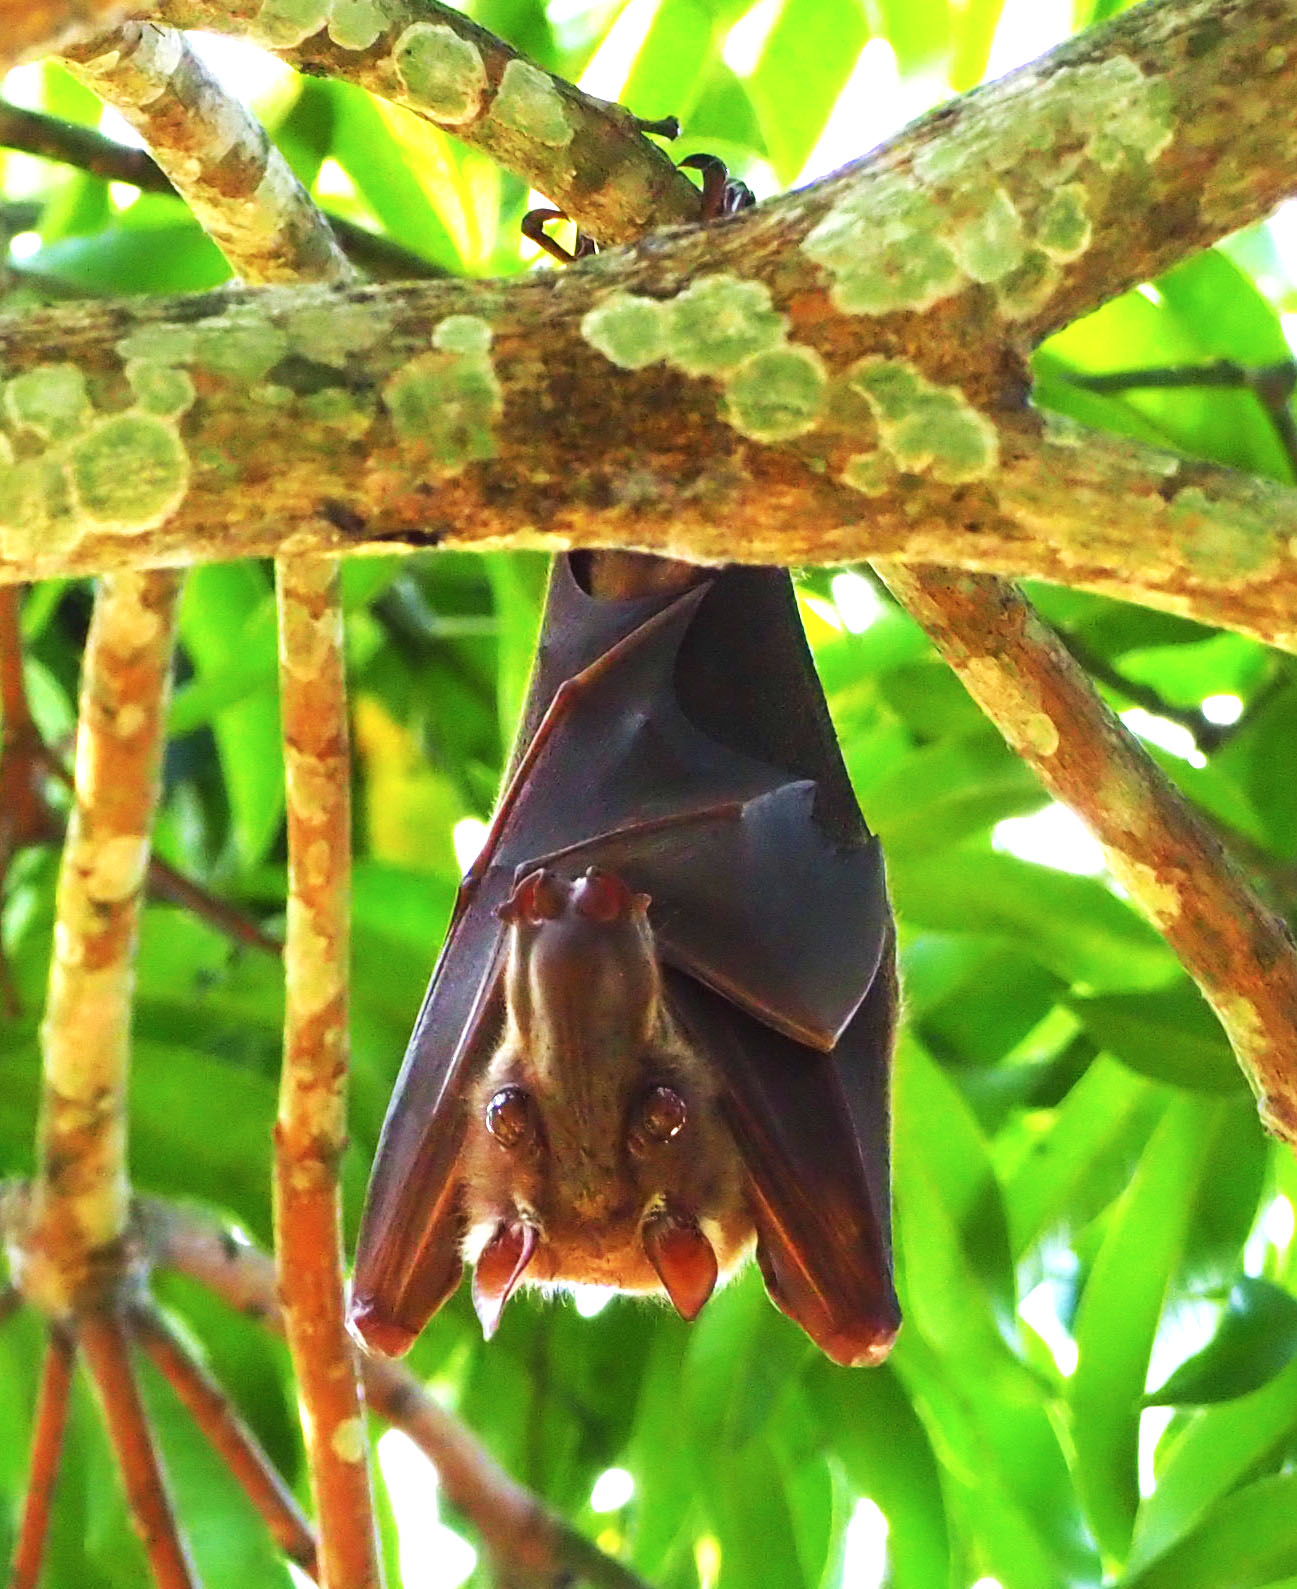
top-left (486, 1087), bottom-right (535, 1149)
top-left (639, 1085), bottom-right (687, 1143)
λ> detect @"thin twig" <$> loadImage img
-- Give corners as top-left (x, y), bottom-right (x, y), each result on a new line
top-left (133, 1304), bottom-right (319, 1577)
top-left (142, 1200), bottom-right (652, 1589)
top-left (10, 1328), bottom-right (74, 1589)
top-left (0, 98), bottom-right (447, 282)
top-left (879, 564), bottom-right (1297, 1140)
top-left (1069, 359), bottom-right (1297, 481)
top-left (78, 1311), bottom-right (199, 1589)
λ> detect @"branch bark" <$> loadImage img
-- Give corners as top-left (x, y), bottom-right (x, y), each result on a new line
top-left (143, 1199), bottom-right (653, 1589)
top-left (62, 25), bottom-right (383, 1584)
top-left (1, 0), bottom-right (1295, 645)
top-left (22, 570), bottom-right (179, 1315)
top-left (10, 1329), bottom-right (74, 1589)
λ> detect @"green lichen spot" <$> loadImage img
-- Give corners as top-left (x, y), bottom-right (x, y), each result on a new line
top-left (663, 275), bottom-right (786, 377)
top-left (1034, 184), bottom-right (1091, 262)
top-left (0, 455), bottom-right (47, 535)
top-left (580, 292), bottom-right (667, 370)
top-left (1168, 486), bottom-right (1277, 580)
top-left (1084, 57), bottom-right (1174, 167)
top-left (253, 0), bottom-right (329, 47)
top-left (848, 357), bottom-right (998, 483)
top-left (950, 188), bottom-right (1025, 283)
top-left (70, 413), bottom-right (189, 529)
top-left (841, 451), bottom-right (895, 495)
top-left (433, 315), bottom-right (493, 356)
top-left (803, 175), bottom-right (963, 315)
top-left (995, 250), bottom-right (1061, 321)
top-left (393, 23), bottom-right (486, 126)
top-left (328, 0), bottom-right (387, 49)
top-left (287, 296), bottom-right (391, 363)
top-left (384, 350), bottom-right (501, 470)
top-left (4, 364), bottom-right (91, 441)
top-left (116, 325), bottom-right (197, 366)
top-left (192, 320), bottom-right (289, 382)
top-left (301, 389), bottom-right (373, 436)
top-left (126, 361), bottom-right (196, 418)
top-left (490, 59), bottom-right (573, 148)
top-left (723, 346), bottom-right (826, 441)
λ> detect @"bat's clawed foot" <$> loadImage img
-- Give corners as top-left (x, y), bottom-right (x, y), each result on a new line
top-left (642, 1213), bottom-right (717, 1320)
top-left (520, 207), bottom-right (597, 264)
top-left (677, 153), bottom-right (755, 219)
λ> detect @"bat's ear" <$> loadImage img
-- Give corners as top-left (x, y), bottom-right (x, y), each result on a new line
top-left (472, 1222), bottom-right (538, 1339)
top-left (643, 1214), bottom-right (718, 1320)
top-left (349, 1179), bottom-right (466, 1357)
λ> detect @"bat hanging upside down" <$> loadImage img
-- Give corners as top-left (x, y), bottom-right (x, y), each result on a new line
top-left (350, 552), bottom-right (900, 1367)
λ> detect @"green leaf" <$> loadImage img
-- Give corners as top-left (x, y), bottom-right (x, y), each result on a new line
top-left (1124, 1471), bottom-right (1297, 1589)
top-left (1005, 1056), bottom-right (1163, 1257)
top-left (1147, 1279), bottom-right (1297, 1406)
top-left (865, 733), bottom-right (1043, 857)
top-left (746, 0), bottom-right (868, 181)
top-left (1069, 984), bottom-right (1245, 1094)
top-left (621, 0), bottom-right (719, 125)
top-left (803, 1359), bottom-right (952, 1589)
top-left (178, 567), bottom-right (283, 869)
top-left (890, 851), bottom-right (1175, 992)
top-left (1069, 1094), bottom-right (1218, 1560)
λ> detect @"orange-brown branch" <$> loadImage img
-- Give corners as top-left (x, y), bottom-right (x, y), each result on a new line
top-left (10, 1329), bottom-right (74, 1589)
top-left (134, 1305), bottom-right (319, 1578)
top-left (78, 1311), bottom-right (198, 1589)
top-left (274, 558), bottom-right (382, 1589)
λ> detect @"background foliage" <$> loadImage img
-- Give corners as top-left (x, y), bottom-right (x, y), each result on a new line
top-left (4, 0), bottom-right (1297, 1584)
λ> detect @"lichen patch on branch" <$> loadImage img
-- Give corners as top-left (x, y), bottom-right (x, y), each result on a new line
top-left (391, 21), bottom-right (487, 125)
top-left (802, 55), bottom-right (1171, 319)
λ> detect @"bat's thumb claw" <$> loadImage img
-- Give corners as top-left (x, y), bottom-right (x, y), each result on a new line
top-left (347, 1295), bottom-right (418, 1358)
top-left (643, 1214), bottom-right (717, 1321)
top-left (472, 1222), bottom-right (538, 1338)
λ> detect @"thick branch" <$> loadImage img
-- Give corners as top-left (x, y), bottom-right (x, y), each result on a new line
top-left (142, 1200), bottom-right (651, 1589)
top-left (24, 571), bottom-right (179, 1315)
top-left (881, 565), bottom-right (1297, 1142)
top-left (0, 0), bottom-right (131, 73)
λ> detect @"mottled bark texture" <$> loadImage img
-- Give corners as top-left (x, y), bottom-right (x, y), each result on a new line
top-left (20, 570), bottom-right (178, 1317)
top-left (65, 28), bottom-right (382, 1584)
top-left (2, 0), bottom-right (1297, 649)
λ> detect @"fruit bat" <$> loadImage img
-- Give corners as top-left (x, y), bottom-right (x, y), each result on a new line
top-left (350, 552), bottom-right (900, 1367)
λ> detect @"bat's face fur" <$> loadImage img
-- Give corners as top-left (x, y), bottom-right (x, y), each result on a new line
top-left (459, 866), bottom-right (754, 1335)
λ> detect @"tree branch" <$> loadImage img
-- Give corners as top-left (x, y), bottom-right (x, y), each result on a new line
top-left (881, 565), bottom-right (1297, 1141)
top-left (0, 0), bottom-right (1294, 642)
top-left (0, 0), bottom-right (131, 73)
top-left (132, 1304), bottom-right (319, 1576)
top-left (142, 1199), bottom-right (653, 1589)
top-left (78, 1310), bottom-right (199, 1589)
top-left (24, 570), bottom-right (179, 1314)
top-left (10, 1328), bottom-right (74, 1589)
top-left (0, 99), bottom-right (449, 281)
top-left (64, 25), bottom-right (385, 1583)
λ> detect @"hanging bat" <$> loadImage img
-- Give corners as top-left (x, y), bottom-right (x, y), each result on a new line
top-left (350, 552), bottom-right (900, 1367)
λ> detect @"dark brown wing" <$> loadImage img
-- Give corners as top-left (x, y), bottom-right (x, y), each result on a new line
top-left (351, 557), bottom-right (897, 1357)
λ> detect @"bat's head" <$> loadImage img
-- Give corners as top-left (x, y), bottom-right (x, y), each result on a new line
top-left (459, 865), bottom-right (753, 1337)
